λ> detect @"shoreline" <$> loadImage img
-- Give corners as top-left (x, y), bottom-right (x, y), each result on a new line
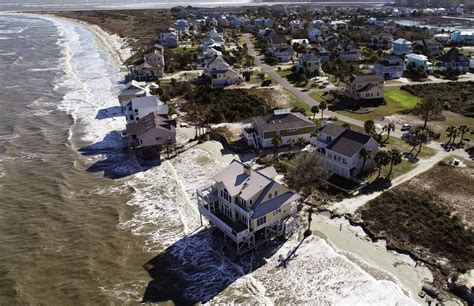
top-left (11, 12), bottom-right (467, 305)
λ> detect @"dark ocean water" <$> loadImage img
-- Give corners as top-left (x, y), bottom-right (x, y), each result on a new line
top-left (0, 14), bottom-right (151, 304)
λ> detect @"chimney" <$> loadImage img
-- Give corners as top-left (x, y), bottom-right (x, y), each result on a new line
top-left (243, 164), bottom-right (252, 176)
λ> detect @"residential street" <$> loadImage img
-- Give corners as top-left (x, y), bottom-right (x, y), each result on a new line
top-left (243, 33), bottom-right (471, 161)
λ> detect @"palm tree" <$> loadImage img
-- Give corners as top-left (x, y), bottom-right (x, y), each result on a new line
top-left (311, 105), bottom-right (319, 119)
top-left (446, 125), bottom-right (457, 146)
top-left (458, 125), bottom-right (470, 146)
top-left (320, 101), bottom-right (327, 120)
top-left (415, 130), bottom-right (428, 158)
top-left (387, 149), bottom-right (402, 178)
top-left (451, 127), bottom-right (460, 147)
top-left (374, 150), bottom-right (391, 179)
top-left (271, 135), bottom-right (282, 159)
top-left (383, 123), bottom-right (395, 142)
top-left (359, 148), bottom-right (372, 175)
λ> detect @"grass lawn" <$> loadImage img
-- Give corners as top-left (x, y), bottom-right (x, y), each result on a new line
top-left (285, 90), bottom-right (311, 115)
top-left (365, 160), bottom-right (417, 182)
top-left (277, 70), bottom-right (292, 78)
top-left (381, 136), bottom-right (437, 159)
top-left (309, 91), bottom-right (325, 102)
top-left (335, 88), bottom-right (421, 122)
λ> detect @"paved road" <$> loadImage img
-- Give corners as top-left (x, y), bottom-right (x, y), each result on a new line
top-left (243, 34), bottom-right (471, 160)
top-left (243, 34), bottom-right (366, 128)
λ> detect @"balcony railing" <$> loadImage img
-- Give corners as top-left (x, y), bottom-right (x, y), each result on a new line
top-left (198, 203), bottom-right (250, 241)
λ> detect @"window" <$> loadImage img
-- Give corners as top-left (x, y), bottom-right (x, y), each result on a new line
top-left (274, 191), bottom-right (278, 197)
top-left (273, 208), bottom-right (282, 215)
top-left (129, 115), bottom-right (134, 120)
top-left (342, 158), bottom-right (347, 165)
top-left (257, 216), bottom-right (266, 226)
top-left (268, 193), bottom-right (272, 199)
top-left (155, 137), bottom-right (162, 141)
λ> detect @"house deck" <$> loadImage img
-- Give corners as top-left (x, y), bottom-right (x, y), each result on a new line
top-left (213, 209), bottom-right (248, 234)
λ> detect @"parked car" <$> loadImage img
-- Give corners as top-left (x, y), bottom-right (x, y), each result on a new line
top-left (401, 124), bottom-right (412, 131)
top-left (323, 82), bottom-right (330, 85)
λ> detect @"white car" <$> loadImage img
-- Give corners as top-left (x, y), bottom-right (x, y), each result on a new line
top-left (401, 124), bottom-right (412, 131)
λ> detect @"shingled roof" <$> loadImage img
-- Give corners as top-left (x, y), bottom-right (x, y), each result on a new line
top-left (326, 129), bottom-right (372, 157)
top-left (250, 112), bottom-right (315, 133)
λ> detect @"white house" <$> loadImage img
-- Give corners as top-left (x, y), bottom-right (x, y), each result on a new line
top-left (309, 19), bottom-right (325, 29)
top-left (201, 28), bottom-right (225, 50)
top-left (311, 123), bottom-right (379, 179)
top-left (118, 80), bottom-right (155, 109)
top-left (123, 96), bottom-right (169, 124)
top-left (242, 110), bottom-right (316, 149)
top-left (373, 56), bottom-right (404, 79)
top-left (330, 20), bottom-right (347, 30)
top-left (344, 74), bottom-right (384, 103)
top-left (204, 56), bottom-right (243, 88)
top-left (393, 38), bottom-right (413, 56)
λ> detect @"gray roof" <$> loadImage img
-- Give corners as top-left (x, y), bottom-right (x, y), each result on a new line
top-left (326, 129), bottom-right (372, 157)
top-left (252, 191), bottom-right (300, 219)
top-left (320, 123), bottom-right (346, 138)
top-left (299, 53), bottom-right (320, 62)
top-left (127, 96), bottom-right (162, 108)
top-left (212, 160), bottom-right (300, 219)
top-left (346, 74), bottom-right (384, 84)
top-left (251, 112), bottom-right (315, 133)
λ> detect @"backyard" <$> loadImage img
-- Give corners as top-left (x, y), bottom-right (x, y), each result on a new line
top-left (335, 88), bottom-right (421, 121)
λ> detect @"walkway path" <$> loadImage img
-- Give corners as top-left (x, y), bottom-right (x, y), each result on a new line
top-left (323, 150), bottom-right (447, 215)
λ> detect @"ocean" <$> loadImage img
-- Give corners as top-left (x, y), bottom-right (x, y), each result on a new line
top-left (0, 11), bottom-right (430, 305)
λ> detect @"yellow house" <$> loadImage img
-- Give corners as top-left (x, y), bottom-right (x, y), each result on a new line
top-left (196, 160), bottom-right (300, 254)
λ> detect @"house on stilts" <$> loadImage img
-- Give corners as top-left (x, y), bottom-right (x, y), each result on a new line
top-left (196, 159), bottom-right (300, 255)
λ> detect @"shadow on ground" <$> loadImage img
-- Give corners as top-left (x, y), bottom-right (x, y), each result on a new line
top-left (78, 131), bottom-right (161, 179)
top-left (141, 227), bottom-right (296, 304)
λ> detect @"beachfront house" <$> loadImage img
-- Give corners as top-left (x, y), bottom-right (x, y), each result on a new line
top-left (435, 48), bottom-right (470, 73)
top-left (311, 123), bottom-right (379, 179)
top-left (450, 31), bottom-right (474, 45)
top-left (242, 110), bottom-right (316, 150)
top-left (372, 56), bottom-right (404, 79)
top-left (344, 74), bottom-right (384, 103)
top-left (203, 56), bottom-right (243, 88)
top-left (405, 53), bottom-right (433, 73)
top-left (118, 80), bottom-right (156, 109)
top-left (196, 159), bottom-right (300, 254)
top-left (128, 45), bottom-right (165, 81)
top-left (392, 38), bottom-right (413, 56)
top-left (296, 53), bottom-right (324, 76)
top-left (122, 112), bottom-right (176, 148)
top-left (123, 96), bottom-right (169, 124)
